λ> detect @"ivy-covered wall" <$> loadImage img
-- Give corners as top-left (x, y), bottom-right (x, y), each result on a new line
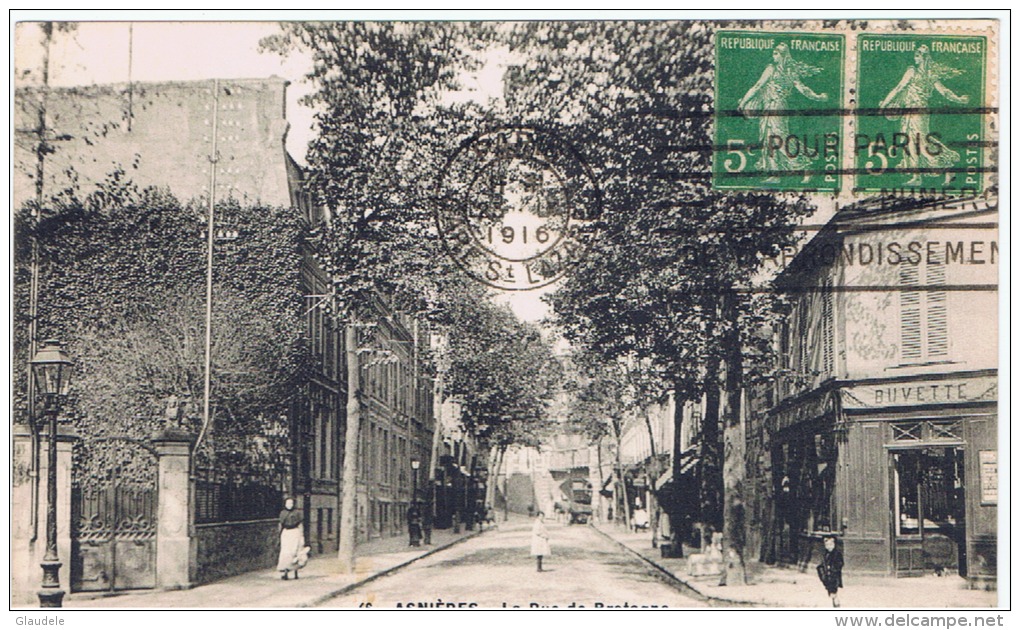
top-left (195, 520), bottom-right (280, 585)
top-left (13, 175), bottom-right (311, 485)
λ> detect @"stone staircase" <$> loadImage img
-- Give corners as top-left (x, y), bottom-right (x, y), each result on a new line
top-left (531, 464), bottom-right (557, 515)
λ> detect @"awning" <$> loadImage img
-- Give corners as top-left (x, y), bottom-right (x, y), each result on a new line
top-left (655, 467), bottom-right (672, 491)
top-left (654, 446), bottom-right (700, 491)
top-left (599, 475), bottom-right (614, 498)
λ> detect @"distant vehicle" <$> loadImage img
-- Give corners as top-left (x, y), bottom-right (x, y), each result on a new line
top-left (567, 477), bottom-right (593, 525)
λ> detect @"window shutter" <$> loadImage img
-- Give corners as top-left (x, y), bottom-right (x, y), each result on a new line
top-left (797, 296), bottom-right (810, 372)
top-left (926, 254), bottom-right (948, 357)
top-left (900, 264), bottom-right (922, 360)
top-left (822, 280), bottom-right (834, 373)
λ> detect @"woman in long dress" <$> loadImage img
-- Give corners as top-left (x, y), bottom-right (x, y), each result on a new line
top-left (738, 43), bottom-right (829, 183)
top-left (531, 511), bottom-right (551, 572)
top-left (879, 45), bottom-right (970, 186)
top-left (278, 497), bottom-right (305, 580)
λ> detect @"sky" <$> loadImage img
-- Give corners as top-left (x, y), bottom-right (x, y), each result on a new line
top-left (14, 22), bottom-right (317, 162)
top-left (11, 17), bottom-right (859, 327)
top-left (13, 19), bottom-right (555, 322)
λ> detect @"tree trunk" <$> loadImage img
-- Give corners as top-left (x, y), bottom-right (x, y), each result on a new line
top-left (338, 322), bottom-right (361, 573)
top-left (492, 446), bottom-right (506, 517)
top-left (670, 393), bottom-right (685, 557)
top-left (701, 354), bottom-right (723, 534)
top-left (615, 431), bottom-right (630, 530)
top-left (642, 409), bottom-right (660, 547)
top-left (484, 445), bottom-right (499, 509)
top-left (499, 446), bottom-right (510, 521)
top-left (427, 354), bottom-right (445, 532)
top-left (595, 435), bottom-right (605, 523)
top-left (720, 293), bottom-right (747, 586)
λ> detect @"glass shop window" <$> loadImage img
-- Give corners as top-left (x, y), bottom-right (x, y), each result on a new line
top-left (893, 447), bottom-right (965, 537)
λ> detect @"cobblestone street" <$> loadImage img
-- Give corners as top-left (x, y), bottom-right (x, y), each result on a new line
top-left (322, 520), bottom-right (707, 609)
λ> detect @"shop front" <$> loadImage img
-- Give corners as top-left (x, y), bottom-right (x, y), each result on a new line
top-left (768, 370), bottom-right (997, 588)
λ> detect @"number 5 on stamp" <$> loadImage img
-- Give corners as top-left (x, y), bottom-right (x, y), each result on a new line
top-left (854, 34), bottom-right (986, 194)
top-left (714, 31), bottom-right (845, 192)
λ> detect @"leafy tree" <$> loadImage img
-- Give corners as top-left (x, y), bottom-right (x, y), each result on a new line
top-left (261, 22), bottom-right (515, 571)
top-left (564, 357), bottom-right (636, 527)
top-left (502, 22), bottom-right (815, 583)
top-left (431, 275), bottom-right (562, 510)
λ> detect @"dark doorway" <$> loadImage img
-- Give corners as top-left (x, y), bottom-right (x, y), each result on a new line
top-left (892, 447), bottom-right (966, 577)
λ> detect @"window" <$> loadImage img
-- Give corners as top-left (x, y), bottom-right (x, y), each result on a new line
top-left (310, 405), bottom-right (335, 480)
top-left (899, 254), bottom-right (948, 362)
top-left (893, 448), bottom-right (964, 536)
top-left (892, 422), bottom-right (923, 442)
top-left (390, 432), bottom-right (397, 486)
top-left (928, 420), bottom-right (962, 441)
top-left (312, 302), bottom-right (323, 358)
top-left (325, 321), bottom-right (335, 378)
top-left (892, 420), bottom-right (962, 443)
top-left (384, 431), bottom-right (391, 485)
top-left (360, 422), bottom-right (370, 482)
top-left (322, 407), bottom-right (334, 480)
top-left (305, 295), bottom-right (316, 352)
top-left (312, 403), bottom-right (322, 477)
top-left (372, 425), bottom-right (379, 484)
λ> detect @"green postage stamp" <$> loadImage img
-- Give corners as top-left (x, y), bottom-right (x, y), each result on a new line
top-left (714, 31), bottom-right (845, 192)
top-left (713, 28), bottom-right (989, 195)
top-left (855, 33), bottom-right (987, 194)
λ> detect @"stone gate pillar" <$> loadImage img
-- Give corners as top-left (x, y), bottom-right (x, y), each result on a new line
top-left (11, 424), bottom-right (36, 605)
top-left (153, 430), bottom-right (194, 589)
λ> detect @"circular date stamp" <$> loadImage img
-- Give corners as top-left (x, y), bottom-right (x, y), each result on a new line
top-left (435, 126), bottom-right (601, 291)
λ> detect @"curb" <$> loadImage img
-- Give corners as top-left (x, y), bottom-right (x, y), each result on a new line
top-left (590, 525), bottom-right (755, 608)
top-left (299, 529), bottom-right (486, 608)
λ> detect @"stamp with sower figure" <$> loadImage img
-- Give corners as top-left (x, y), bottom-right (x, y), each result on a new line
top-left (714, 31), bottom-right (845, 192)
top-left (855, 34), bottom-right (987, 194)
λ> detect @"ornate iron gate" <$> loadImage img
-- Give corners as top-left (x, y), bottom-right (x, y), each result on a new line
top-left (71, 438), bottom-right (158, 592)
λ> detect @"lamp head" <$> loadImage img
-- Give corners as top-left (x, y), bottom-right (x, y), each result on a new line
top-left (31, 339), bottom-right (73, 397)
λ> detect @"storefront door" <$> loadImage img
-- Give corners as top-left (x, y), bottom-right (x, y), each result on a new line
top-left (891, 447), bottom-right (966, 577)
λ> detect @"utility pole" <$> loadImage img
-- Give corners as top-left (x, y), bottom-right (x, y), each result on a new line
top-left (26, 21), bottom-right (56, 545)
top-left (126, 24), bottom-right (133, 132)
top-left (195, 78), bottom-right (220, 457)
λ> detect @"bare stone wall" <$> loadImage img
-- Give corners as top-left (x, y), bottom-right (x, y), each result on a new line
top-left (14, 77), bottom-right (294, 210)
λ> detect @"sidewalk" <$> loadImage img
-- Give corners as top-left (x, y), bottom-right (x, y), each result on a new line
top-left (58, 526), bottom-right (485, 609)
top-left (593, 523), bottom-right (999, 609)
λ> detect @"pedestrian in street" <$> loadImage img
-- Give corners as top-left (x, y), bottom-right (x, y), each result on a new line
top-left (407, 501), bottom-right (423, 547)
top-left (277, 497), bottom-right (305, 580)
top-left (422, 499), bottom-right (434, 545)
top-left (816, 534), bottom-right (844, 607)
top-left (531, 511), bottom-right (551, 572)
top-left (632, 506), bottom-right (649, 532)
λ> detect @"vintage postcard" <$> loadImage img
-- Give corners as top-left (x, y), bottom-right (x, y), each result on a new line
top-left (8, 13), bottom-right (1004, 618)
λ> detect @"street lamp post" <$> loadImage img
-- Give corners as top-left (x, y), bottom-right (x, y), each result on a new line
top-left (31, 339), bottom-right (73, 608)
top-left (410, 457), bottom-right (421, 501)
